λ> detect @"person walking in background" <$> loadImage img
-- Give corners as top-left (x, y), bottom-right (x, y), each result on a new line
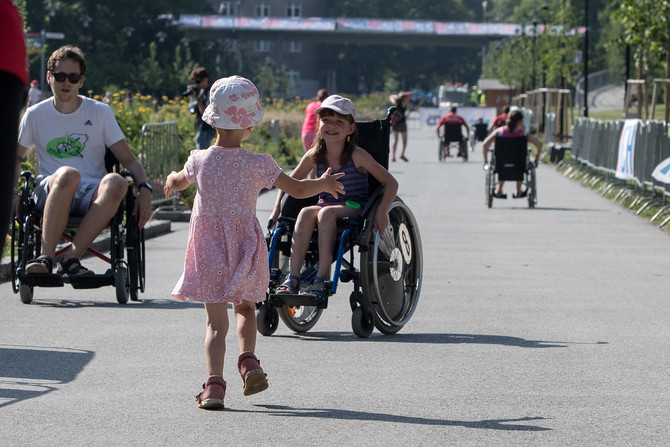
top-left (186, 67), bottom-right (216, 149)
top-left (164, 76), bottom-right (345, 410)
top-left (389, 91), bottom-right (413, 162)
top-left (301, 89), bottom-right (328, 152)
top-left (28, 79), bottom-right (42, 106)
top-left (1, 0), bottom-right (28, 254)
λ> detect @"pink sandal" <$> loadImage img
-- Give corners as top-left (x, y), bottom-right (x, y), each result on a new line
top-left (238, 352), bottom-right (268, 396)
top-left (196, 376), bottom-right (226, 409)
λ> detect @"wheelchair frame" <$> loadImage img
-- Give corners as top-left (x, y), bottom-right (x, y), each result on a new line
top-left (256, 107), bottom-right (423, 338)
top-left (438, 123), bottom-right (468, 162)
top-left (10, 151), bottom-right (146, 304)
top-left (485, 136), bottom-right (537, 209)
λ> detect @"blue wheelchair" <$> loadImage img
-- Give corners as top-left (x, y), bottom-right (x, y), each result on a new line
top-left (256, 108), bottom-right (423, 338)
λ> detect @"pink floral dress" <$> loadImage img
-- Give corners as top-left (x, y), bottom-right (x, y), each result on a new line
top-left (172, 147), bottom-right (282, 305)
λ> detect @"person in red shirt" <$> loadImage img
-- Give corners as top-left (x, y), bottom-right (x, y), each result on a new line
top-left (1, 0), bottom-right (28, 254)
top-left (488, 105), bottom-right (510, 133)
top-left (436, 106), bottom-right (469, 157)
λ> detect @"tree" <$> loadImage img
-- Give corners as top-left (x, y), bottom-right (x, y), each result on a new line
top-left (613, 0), bottom-right (670, 119)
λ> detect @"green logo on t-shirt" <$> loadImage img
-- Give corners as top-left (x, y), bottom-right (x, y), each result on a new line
top-left (46, 134), bottom-right (87, 158)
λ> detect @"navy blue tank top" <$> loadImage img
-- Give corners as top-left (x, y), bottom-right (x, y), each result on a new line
top-left (316, 156), bottom-right (369, 207)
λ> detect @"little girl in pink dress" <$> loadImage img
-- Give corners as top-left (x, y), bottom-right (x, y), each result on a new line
top-left (165, 76), bottom-right (344, 409)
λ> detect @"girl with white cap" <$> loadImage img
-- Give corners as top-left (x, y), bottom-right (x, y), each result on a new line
top-left (164, 76), bottom-right (345, 409)
top-left (271, 95), bottom-right (398, 297)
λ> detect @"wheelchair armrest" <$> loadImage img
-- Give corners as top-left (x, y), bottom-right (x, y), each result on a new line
top-left (120, 169), bottom-right (134, 181)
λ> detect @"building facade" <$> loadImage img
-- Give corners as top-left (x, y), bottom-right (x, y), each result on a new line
top-left (205, 1), bottom-right (330, 98)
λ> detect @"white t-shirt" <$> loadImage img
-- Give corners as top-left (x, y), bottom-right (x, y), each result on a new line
top-left (18, 96), bottom-right (126, 183)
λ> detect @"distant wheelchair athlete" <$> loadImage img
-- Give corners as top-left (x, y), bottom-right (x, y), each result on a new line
top-left (482, 110), bottom-right (542, 208)
top-left (11, 151), bottom-right (147, 304)
top-left (470, 117), bottom-right (489, 152)
top-left (259, 101), bottom-right (423, 338)
top-left (436, 106), bottom-right (469, 161)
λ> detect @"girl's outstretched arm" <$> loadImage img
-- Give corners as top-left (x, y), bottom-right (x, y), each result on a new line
top-left (273, 168), bottom-right (344, 200)
top-left (164, 170), bottom-right (190, 199)
top-left (269, 150), bottom-right (318, 226)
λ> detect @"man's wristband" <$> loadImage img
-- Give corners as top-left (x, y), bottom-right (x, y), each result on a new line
top-left (138, 182), bottom-right (153, 193)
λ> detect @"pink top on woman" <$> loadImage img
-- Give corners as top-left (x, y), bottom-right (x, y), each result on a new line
top-left (172, 146), bottom-right (282, 305)
top-left (301, 101), bottom-right (321, 134)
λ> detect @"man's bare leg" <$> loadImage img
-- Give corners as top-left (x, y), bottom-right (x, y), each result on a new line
top-left (62, 173), bottom-right (127, 262)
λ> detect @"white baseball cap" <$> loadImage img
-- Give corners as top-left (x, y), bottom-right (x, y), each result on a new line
top-left (202, 75), bottom-right (264, 129)
top-left (314, 95), bottom-right (357, 121)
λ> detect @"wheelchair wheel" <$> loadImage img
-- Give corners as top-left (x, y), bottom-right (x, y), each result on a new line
top-left (360, 198), bottom-right (422, 334)
top-left (115, 266), bottom-right (129, 304)
top-left (351, 306), bottom-right (374, 338)
top-left (527, 163), bottom-right (537, 209)
top-left (256, 302), bottom-right (279, 336)
top-left (278, 305), bottom-right (322, 333)
top-left (438, 140), bottom-right (445, 162)
top-left (19, 284), bottom-right (34, 305)
top-left (14, 212), bottom-right (40, 304)
top-left (127, 225), bottom-right (145, 301)
top-left (485, 164), bottom-right (494, 208)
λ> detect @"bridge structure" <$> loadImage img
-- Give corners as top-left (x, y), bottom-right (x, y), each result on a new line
top-left (176, 15), bottom-right (522, 48)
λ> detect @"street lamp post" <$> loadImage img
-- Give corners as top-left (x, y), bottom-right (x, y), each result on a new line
top-left (583, 0), bottom-right (589, 117)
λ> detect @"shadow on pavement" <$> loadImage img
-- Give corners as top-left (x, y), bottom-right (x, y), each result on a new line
top-left (234, 404), bottom-right (551, 431)
top-left (275, 331), bottom-right (608, 348)
top-left (24, 298), bottom-right (204, 309)
top-left (0, 345), bottom-right (94, 408)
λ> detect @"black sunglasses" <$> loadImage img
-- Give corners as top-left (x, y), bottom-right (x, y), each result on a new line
top-left (51, 72), bottom-right (83, 83)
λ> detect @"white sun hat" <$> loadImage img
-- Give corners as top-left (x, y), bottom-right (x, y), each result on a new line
top-left (202, 75), bottom-right (264, 129)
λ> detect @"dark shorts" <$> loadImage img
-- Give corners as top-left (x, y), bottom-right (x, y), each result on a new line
top-left (391, 120), bottom-right (407, 133)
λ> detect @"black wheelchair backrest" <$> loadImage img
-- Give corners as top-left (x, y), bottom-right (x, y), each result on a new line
top-left (356, 107), bottom-right (393, 194)
top-left (442, 122), bottom-right (463, 141)
top-left (104, 147), bottom-right (120, 173)
top-left (494, 136), bottom-right (528, 181)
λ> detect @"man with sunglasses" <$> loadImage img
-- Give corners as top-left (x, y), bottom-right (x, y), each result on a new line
top-left (16, 45), bottom-right (152, 279)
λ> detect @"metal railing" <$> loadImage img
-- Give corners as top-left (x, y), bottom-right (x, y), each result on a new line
top-left (139, 121), bottom-right (182, 208)
top-left (571, 117), bottom-right (670, 185)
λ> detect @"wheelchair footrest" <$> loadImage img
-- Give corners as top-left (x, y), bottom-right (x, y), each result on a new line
top-left (69, 270), bottom-right (115, 289)
top-left (267, 293), bottom-right (328, 309)
top-left (17, 273), bottom-right (65, 288)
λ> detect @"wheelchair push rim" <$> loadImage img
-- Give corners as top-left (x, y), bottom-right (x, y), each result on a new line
top-left (360, 198), bottom-right (423, 333)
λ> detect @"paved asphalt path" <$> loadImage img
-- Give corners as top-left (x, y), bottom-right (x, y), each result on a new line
top-left (1, 117), bottom-right (669, 446)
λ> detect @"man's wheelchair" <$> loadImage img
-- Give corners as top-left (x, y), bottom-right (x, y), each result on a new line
top-left (439, 123), bottom-right (468, 161)
top-left (257, 107), bottom-right (423, 338)
top-left (484, 136), bottom-right (537, 209)
top-left (10, 150), bottom-right (146, 304)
